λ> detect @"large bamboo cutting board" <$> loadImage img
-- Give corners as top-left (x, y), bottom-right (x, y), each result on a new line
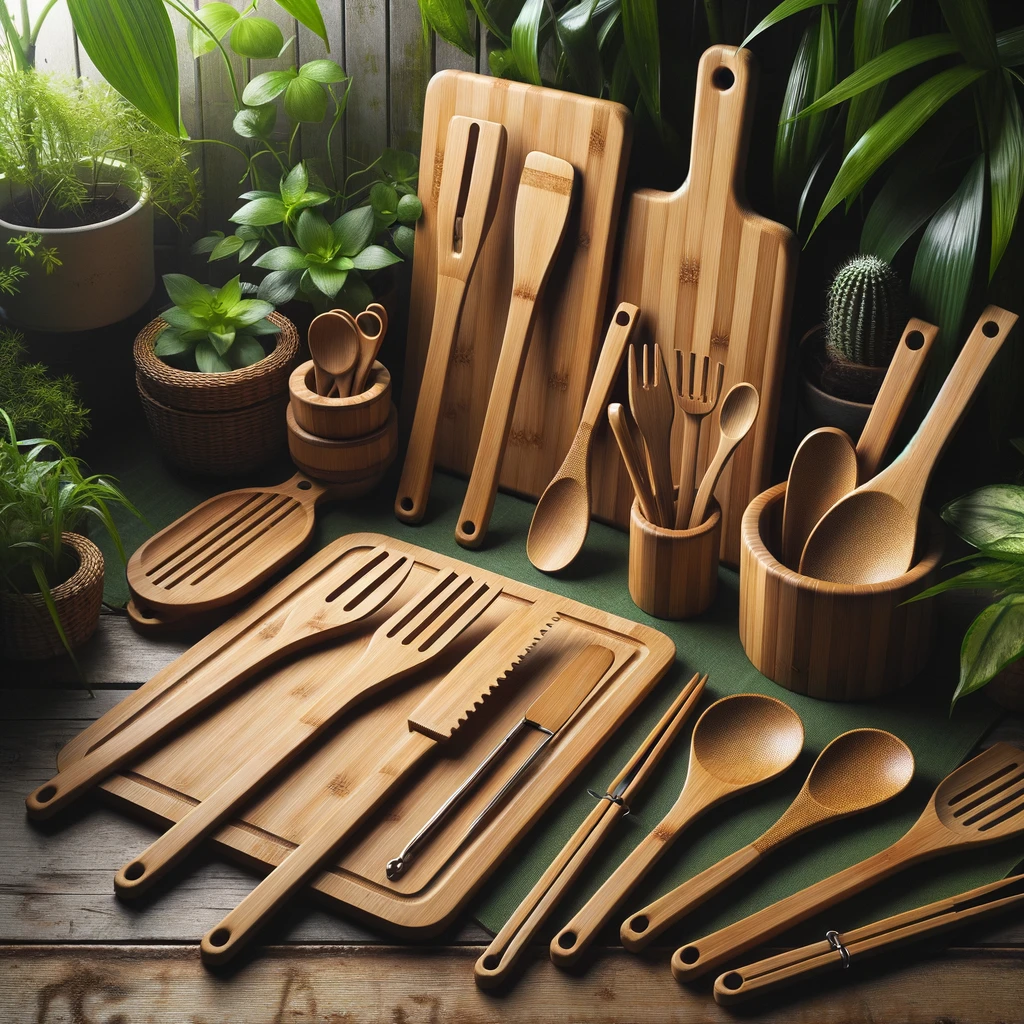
top-left (401, 71), bottom-right (632, 502)
top-left (591, 46), bottom-right (798, 565)
top-left (57, 534), bottom-right (674, 937)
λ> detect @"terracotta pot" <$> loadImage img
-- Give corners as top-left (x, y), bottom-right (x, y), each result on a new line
top-left (799, 325), bottom-right (883, 438)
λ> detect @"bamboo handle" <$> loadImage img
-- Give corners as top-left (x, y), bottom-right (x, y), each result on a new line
top-left (579, 303), bottom-right (638, 429)
top-left (200, 730), bottom-right (436, 965)
top-left (674, 412), bottom-right (702, 528)
top-left (607, 403), bottom-right (656, 524)
top-left (645, 439), bottom-right (676, 531)
top-left (713, 937), bottom-right (839, 1005)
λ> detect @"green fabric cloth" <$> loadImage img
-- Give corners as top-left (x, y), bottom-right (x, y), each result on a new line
top-left (91, 433), bottom-right (1022, 946)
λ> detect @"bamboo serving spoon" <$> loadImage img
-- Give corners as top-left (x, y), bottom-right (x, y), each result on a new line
top-left (548, 693), bottom-right (804, 967)
top-left (800, 307), bottom-right (1017, 583)
top-left (620, 729), bottom-right (914, 951)
top-left (307, 311), bottom-right (359, 397)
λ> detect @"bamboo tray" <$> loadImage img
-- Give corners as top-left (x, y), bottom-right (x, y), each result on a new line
top-left (57, 533), bottom-right (674, 937)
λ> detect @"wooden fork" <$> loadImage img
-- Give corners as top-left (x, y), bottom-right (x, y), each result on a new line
top-left (673, 352), bottom-right (724, 528)
top-left (627, 343), bottom-right (675, 527)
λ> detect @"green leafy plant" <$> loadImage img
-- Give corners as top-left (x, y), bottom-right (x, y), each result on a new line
top-left (825, 253), bottom-right (907, 367)
top-left (908, 484), bottom-right (1024, 708)
top-left (0, 233), bottom-right (60, 295)
top-left (154, 273), bottom-right (281, 373)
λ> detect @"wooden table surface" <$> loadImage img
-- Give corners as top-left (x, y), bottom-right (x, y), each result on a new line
top-left (3, 611), bottom-right (1022, 1024)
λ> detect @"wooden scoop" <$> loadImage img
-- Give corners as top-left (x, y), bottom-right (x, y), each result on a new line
top-left (395, 116), bottom-right (507, 524)
top-left (525, 304), bottom-right (639, 572)
top-left (455, 153), bottom-right (575, 549)
top-left (548, 694), bottom-right (804, 967)
top-left (308, 310), bottom-right (359, 397)
top-left (351, 302), bottom-right (388, 395)
top-left (620, 728), bottom-right (914, 951)
top-left (671, 741), bottom-right (1024, 982)
top-left (800, 307), bottom-right (1017, 582)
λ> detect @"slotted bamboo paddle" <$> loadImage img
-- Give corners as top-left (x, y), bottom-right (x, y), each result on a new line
top-left (673, 353), bottom-right (724, 528)
top-left (526, 303), bottom-right (639, 571)
top-left (126, 473), bottom-right (339, 619)
top-left (620, 729), bottom-right (914, 951)
top-left (549, 694), bottom-right (804, 967)
top-left (455, 153), bottom-right (575, 548)
top-left (26, 546), bottom-right (412, 820)
top-left (395, 116), bottom-right (507, 524)
top-left (671, 742), bottom-right (1024, 982)
top-left (113, 571), bottom-right (502, 898)
top-left (474, 672), bottom-right (705, 990)
top-left (199, 598), bottom-right (560, 965)
top-left (627, 343), bottom-right (675, 528)
top-left (800, 307), bottom-right (1018, 583)
top-left (308, 311), bottom-right (359, 397)
top-left (607, 402), bottom-right (657, 524)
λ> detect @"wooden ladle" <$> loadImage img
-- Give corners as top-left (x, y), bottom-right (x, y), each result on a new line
top-left (800, 307), bottom-right (1018, 583)
top-left (548, 693), bottom-right (804, 967)
top-left (620, 728), bottom-right (914, 951)
top-left (307, 311), bottom-right (359, 397)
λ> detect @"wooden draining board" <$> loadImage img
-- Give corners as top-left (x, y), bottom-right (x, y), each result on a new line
top-left (401, 71), bottom-right (632, 503)
top-left (58, 534), bottom-right (674, 937)
top-left (591, 46), bottom-right (798, 564)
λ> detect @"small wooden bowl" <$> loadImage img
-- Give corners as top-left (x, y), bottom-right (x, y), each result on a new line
top-left (629, 499), bottom-right (721, 620)
top-left (288, 359), bottom-right (391, 439)
top-left (740, 482), bottom-right (945, 701)
top-left (286, 402), bottom-right (397, 496)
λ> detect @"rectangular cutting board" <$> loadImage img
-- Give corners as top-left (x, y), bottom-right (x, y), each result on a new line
top-left (590, 46), bottom-right (799, 564)
top-left (57, 533), bottom-right (674, 937)
top-left (401, 71), bottom-right (632, 501)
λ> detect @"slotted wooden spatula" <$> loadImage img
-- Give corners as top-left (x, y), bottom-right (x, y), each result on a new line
top-left (671, 742), bottom-right (1024, 981)
top-left (113, 571), bottom-right (503, 898)
top-left (127, 473), bottom-right (338, 619)
top-left (26, 546), bottom-right (412, 820)
top-left (199, 598), bottom-right (560, 965)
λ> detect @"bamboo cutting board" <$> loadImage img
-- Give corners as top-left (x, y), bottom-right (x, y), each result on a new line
top-left (591, 46), bottom-right (798, 564)
top-left (56, 534), bottom-right (674, 937)
top-left (401, 72), bottom-right (632, 503)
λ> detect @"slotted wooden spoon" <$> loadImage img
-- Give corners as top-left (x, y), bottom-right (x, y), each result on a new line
top-left (621, 729), bottom-right (914, 951)
top-left (671, 742), bottom-right (1024, 981)
top-left (548, 694), bottom-right (804, 967)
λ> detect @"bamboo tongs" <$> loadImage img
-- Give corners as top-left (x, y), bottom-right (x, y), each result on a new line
top-left (714, 872), bottom-right (1024, 1006)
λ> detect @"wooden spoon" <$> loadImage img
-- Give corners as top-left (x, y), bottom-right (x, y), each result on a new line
top-left (620, 729), bottom-right (914, 951)
top-left (607, 402), bottom-right (657, 524)
top-left (548, 693), bottom-right (804, 967)
top-left (800, 307), bottom-right (1017, 583)
top-left (307, 311), bottom-right (359, 397)
top-left (351, 303), bottom-right (388, 395)
top-left (688, 382), bottom-right (759, 528)
top-left (525, 303), bottom-right (638, 572)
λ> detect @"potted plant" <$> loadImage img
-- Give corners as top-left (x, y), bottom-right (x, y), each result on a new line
top-left (800, 254), bottom-right (908, 435)
top-left (134, 273), bottom-right (299, 475)
top-left (0, 410), bottom-right (139, 663)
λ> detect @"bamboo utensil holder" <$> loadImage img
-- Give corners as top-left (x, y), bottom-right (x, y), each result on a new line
top-left (289, 360), bottom-right (391, 439)
top-left (739, 482), bottom-right (944, 700)
top-left (628, 498), bottom-right (720, 619)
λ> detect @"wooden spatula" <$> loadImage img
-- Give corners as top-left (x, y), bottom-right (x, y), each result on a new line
top-left (455, 153), bottom-right (575, 549)
top-left (113, 571), bottom-right (503, 898)
top-left (26, 546), bottom-right (412, 820)
top-left (198, 598), bottom-right (560, 965)
top-left (126, 473), bottom-right (338, 619)
top-left (395, 116), bottom-right (507, 524)
top-left (671, 742), bottom-right (1024, 982)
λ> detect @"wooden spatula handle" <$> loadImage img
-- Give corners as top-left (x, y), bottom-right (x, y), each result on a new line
top-left (675, 413), bottom-right (702, 528)
top-left (580, 304), bottom-right (639, 429)
top-left (608, 403), bottom-right (657, 523)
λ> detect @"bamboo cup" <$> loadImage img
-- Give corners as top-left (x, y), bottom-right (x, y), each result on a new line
top-left (289, 359), bottom-right (391, 439)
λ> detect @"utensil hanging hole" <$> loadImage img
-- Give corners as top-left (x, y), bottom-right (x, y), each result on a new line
top-left (615, 310), bottom-right (631, 326)
top-left (208, 928), bottom-right (231, 948)
top-left (712, 67), bottom-right (734, 90)
top-left (482, 954), bottom-right (501, 971)
top-left (905, 330), bottom-right (924, 350)
top-left (123, 861), bottom-right (145, 881)
top-left (721, 972), bottom-right (743, 991)
top-left (983, 320), bottom-right (999, 337)
top-left (678, 945), bottom-right (700, 964)
top-left (557, 931), bottom-right (577, 949)
top-left (629, 915), bottom-right (649, 933)
top-left (461, 521), bottom-right (476, 536)
top-left (400, 497), bottom-right (414, 512)
top-left (36, 785), bottom-right (56, 803)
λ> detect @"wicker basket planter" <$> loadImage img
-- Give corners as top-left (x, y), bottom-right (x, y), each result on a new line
top-left (1, 533), bottom-right (104, 660)
top-left (134, 312), bottom-right (299, 475)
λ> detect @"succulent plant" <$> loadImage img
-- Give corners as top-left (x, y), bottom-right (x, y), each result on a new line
top-left (825, 255), bottom-right (907, 368)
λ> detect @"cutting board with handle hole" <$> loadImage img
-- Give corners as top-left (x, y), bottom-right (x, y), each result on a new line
top-left (591, 45), bottom-right (798, 564)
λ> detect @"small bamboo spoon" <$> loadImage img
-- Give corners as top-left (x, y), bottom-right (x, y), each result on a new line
top-left (688, 382), bottom-right (759, 528)
top-left (548, 694), bottom-right (804, 967)
top-left (307, 311), bottom-right (359, 397)
top-left (620, 729), bottom-right (914, 951)
top-left (608, 402), bottom-right (657, 524)
top-left (800, 307), bottom-right (1018, 583)
top-left (351, 303), bottom-right (388, 395)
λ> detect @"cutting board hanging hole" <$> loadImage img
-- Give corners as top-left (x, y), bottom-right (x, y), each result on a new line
top-left (711, 66), bottom-right (734, 90)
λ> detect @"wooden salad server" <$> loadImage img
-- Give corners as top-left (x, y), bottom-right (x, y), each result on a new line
top-left (671, 742), bottom-right (1024, 982)
top-left (308, 310), bottom-right (359, 397)
top-left (626, 341), bottom-right (676, 528)
top-left (474, 671), bottom-right (706, 990)
top-left (673, 352), bottom-right (724, 528)
top-left (455, 152), bottom-right (575, 549)
top-left (549, 694), bottom-right (804, 967)
top-left (607, 402), bottom-right (657, 524)
top-left (620, 729), bottom-right (914, 951)
top-left (395, 116), bottom-right (507, 524)
top-left (526, 303), bottom-right (639, 571)
top-left (112, 571), bottom-right (502, 898)
top-left (199, 599), bottom-right (561, 965)
top-left (350, 302), bottom-right (388, 395)
top-left (800, 307), bottom-right (1017, 583)
top-left (26, 546), bottom-right (412, 820)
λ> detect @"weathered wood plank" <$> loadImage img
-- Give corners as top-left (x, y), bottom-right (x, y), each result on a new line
top-left (344, 0), bottom-right (389, 174)
top-left (297, 0), bottom-right (345, 186)
top-left (388, 0), bottom-right (433, 153)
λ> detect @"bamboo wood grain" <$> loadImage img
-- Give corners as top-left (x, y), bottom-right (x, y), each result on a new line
top-left (395, 116), bottom-right (507, 524)
top-left (289, 360), bottom-right (392, 440)
top-left (673, 354), bottom-right (724, 528)
top-left (456, 153), bottom-right (575, 548)
top-left (607, 403), bottom-right (656, 524)
top-left (308, 311), bottom-right (359, 397)
top-left (628, 343), bottom-right (676, 529)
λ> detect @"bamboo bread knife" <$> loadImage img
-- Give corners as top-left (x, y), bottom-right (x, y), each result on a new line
top-left (455, 153), bottom-right (575, 548)
top-left (395, 116), bottom-right (507, 524)
top-left (200, 599), bottom-right (560, 965)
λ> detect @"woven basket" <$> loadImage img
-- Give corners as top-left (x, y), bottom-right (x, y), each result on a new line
top-left (1, 533), bottom-right (104, 660)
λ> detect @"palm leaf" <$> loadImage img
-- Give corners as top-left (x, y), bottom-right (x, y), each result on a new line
top-left (512, 0), bottom-right (545, 85)
top-left (741, 0), bottom-right (835, 50)
top-left (938, 0), bottom-right (998, 69)
top-left (419, 0), bottom-right (475, 55)
top-left (997, 26), bottom-right (1024, 67)
top-left (986, 70), bottom-right (1024, 279)
top-left (622, 0), bottom-right (660, 126)
top-left (557, 0), bottom-right (603, 97)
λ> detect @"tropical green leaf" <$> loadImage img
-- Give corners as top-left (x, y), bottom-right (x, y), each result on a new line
top-left (952, 594), bottom-right (1024, 707)
top-left (163, 273), bottom-right (213, 312)
top-left (997, 26), bottom-right (1024, 67)
top-left (557, 0), bottom-right (603, 97)
top-left (217, 276), bottom-right (243, 309)
top-left (239, 239), bottom-right (260, 261)
top-left (986, 71), bottom-right (1024, 278)
top-left (370, 182), bottom-right (399, 222)
top-left (333, 273), bottom-right (375, 315)
top-left (294, 210), bottom-right (336, 255)
top-left (284, 75), bottom-right (327, 122)
top-left (938, 0), bottom-right (998, 69)
top-left (243, 69), bottom-right (297, 106)
top-left (622, 0), bottom-right (660, 124)
top-left (397, 194), bottom-right (423, 224)
top-left (229, 16), bottom-right (284, 59)
top-left (254, 246), bottom-right (309, 271)
top-left (233, 103), bottom-right (278, 139)
top-left (153, 329), bottom-right (194, 357)
top-left (67, 0), bottom-right (181, 136)
top-left (161, 305), bottom-right (207, 331)
top-left (208, 329), bottom-right (235, 356)
top-left (231, 197), bottom-right (288, 226)
top-left (274, 0), bottom-right (328, 45)
top-left (394, 224), bottom-right (416, 258)
top-left (306, 264), bottom-right (349, 297)
top-left (280, 163), bottom-right (309, 206)
top-left (230, 335), bottom-right (267, 368)
top-left (188, 2), bottom-right (240, 57)
top-left (332, 206), bottom-right (376, 256)
top-left (327, 255), bottom-right (355, 272)
top-left (247, 317), bottom-right (282, 335)
top-left (210, 235), bottom-right (245, 261)
top-left (381, 148), bottom-right (419, 187)
top-left (299, 59), bottom-right (347, 83)
top-left (191, 232), bottom-right (224, 255)
top-left (511, 0), bottom-right (545, 86)
top-left (257, 269), bottom-right (303, 304)
top-left (351, 245), bottom-right (402, 271)
top-left (195, 339), bottom-right (232, 373)
top-left (741, 0), bottom-right (835, 49)
top-left (908, 558), bottom-right (1024, 603)
top-left (420, 0), bottom-right (475, 55)
top-left (942, 484), bottom-right (1024, 556)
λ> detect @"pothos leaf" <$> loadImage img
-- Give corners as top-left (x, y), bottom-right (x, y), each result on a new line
top-left (908, 557), bottom-right (1024, 603)
top-left (952, 593), bottom-right (1024, 707)
top-left (942, 484), bottom-right (1024, 556)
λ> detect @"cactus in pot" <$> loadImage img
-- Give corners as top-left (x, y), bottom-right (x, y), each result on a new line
top-left (825, 254), bottom-right (907, 369)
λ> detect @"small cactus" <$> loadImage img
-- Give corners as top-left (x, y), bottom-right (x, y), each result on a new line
top-left (825, 255), bottom-right (907, 368)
